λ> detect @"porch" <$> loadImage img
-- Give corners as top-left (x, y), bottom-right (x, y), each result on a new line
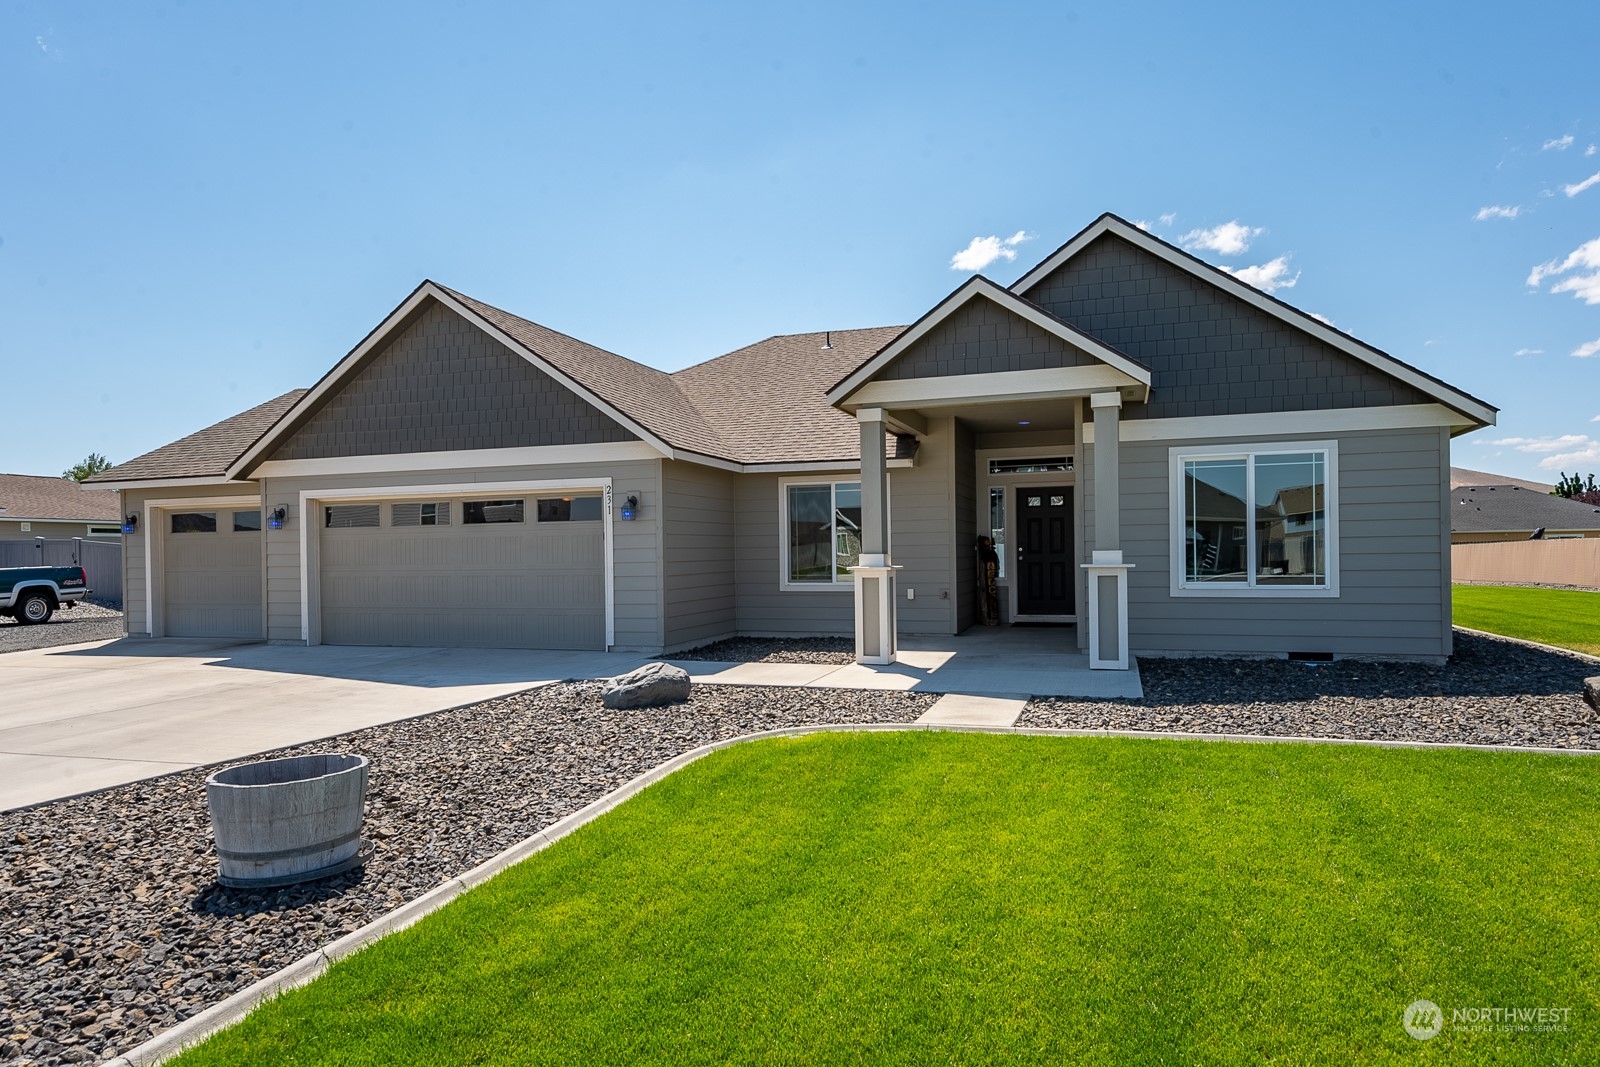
top-left (669, 625), bottom-right (1143, 700)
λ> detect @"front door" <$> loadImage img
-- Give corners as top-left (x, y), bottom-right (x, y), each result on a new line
top-left (1016, 487), bottom-right (1075, 616)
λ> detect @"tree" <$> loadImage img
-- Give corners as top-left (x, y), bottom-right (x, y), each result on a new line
top-left (62, 452), bottom-right (112, 482)
top-left (1552, 471), bottom-right (1600, 507)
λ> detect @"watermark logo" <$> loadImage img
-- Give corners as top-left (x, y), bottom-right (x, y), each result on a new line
top-left (1404, 1000), bottom-right (1443, 1041)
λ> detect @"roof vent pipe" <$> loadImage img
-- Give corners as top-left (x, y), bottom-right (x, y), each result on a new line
top-left (822, 331), bottom-right (832, 350)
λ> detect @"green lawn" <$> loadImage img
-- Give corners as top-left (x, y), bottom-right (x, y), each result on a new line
top-left (172, 733), bottom-right (1600, 1066)
top-left (1453, 582), bottom-right (1600, 656)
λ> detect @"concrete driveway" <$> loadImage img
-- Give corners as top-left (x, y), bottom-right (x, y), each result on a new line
top-left (0, 638), bottom-right (647, 811)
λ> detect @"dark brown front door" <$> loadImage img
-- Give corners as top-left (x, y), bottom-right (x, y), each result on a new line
top-left (1016, 487), bottom-right (1074, 616)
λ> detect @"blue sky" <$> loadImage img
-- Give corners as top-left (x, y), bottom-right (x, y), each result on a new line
top-left (4, 1), bottom-right (1597, 484)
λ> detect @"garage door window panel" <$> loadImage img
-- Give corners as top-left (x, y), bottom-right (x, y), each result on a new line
top-left (392, 502), bottom-right (451, 527)
top-left (233, 511), bottom-right (261, 533)
top-left (171, 512), bottom-right (217, 534)
top-left (536, 496), bottom-right (602, 522)
top-left (325, 504), bottom-right (381, 529)
top-left (464, 500), bottom-right (525, 525)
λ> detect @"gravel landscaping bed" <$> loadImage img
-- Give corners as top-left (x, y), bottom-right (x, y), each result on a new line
top-left (1025, 630), bottom-right (1600, 749)
top-left (0, 682), bottom-right (934, 1066)
top-left (0, 603), bottom-right (124, 656)
top-left (668, 636), bottom-right (855, 664)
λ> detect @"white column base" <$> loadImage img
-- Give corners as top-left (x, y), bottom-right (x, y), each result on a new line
top-left (1081, 559), bottom-right (1135, 670)
top-left (849, 564), bottom-right (900, 665)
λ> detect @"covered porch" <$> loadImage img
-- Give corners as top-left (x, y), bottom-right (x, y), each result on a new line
top-left (826, 275), bottom-right (1152, 672)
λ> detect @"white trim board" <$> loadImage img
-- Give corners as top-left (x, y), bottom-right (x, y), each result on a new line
top-left (96, 477), bottom-right (256, 491)
top-left (846, 366), bottom-right (1142, 411)
top-left (140, 495), bottom-right (262, 638)
top-left (296, 477), bottom-right (615, 648)
top-left (827, 275), bottom-right (1152, 406)
top-left (1082, 404), bottom-right (1464, 444)
top-left (1011, 214), bottom-right (1497, 428)
top-left (253, 441), bottom-right (663, 479)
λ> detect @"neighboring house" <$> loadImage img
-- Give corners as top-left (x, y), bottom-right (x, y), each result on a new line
top-left (1450, 466), bottom-right (1553, 494)
top-left (1451, 485), bottom-right (1600, 544)
top-left (89, 213), bottom-right (1496, 667)
top-left (0, 473), bottom-right (122, 541)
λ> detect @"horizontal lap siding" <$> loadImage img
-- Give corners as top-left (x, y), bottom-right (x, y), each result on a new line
top-left (263, 458), bottom-right (662, 650)
top-left (892, 417), bottom-right (957, 635)
top-left (662, 461), bottom-right (736, 649)
top-left (1116, 426), bottom-right (1449, 658)
top-left (735, 474), bottom-right (853, 635)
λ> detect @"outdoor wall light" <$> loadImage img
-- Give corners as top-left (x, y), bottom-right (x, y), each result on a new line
top-left (620, 495), bottom-right (639, 521)
top-left (268, 506), bottom-right (288, 530)
top-left (122, 514), bottom-right (139, 534)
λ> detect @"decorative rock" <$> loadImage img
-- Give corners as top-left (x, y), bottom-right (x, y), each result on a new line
top-left (602, 663), bottom-right (692, 709)
top-left (1585, 677), bottom-right (1600, 713)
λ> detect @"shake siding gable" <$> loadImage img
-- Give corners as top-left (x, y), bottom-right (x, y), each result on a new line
top-left (270, 301), bottom-right (637, 462)
top-left (875, 296), bottom-right (1099, 381)
top-left (1025, 234), bottom-right (1432, 420)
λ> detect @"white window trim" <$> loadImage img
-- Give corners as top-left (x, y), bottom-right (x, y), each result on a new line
top-left (778, 475), bottom-right (875, 592)
top-left (1167, 440), bottom-right (1340, 599)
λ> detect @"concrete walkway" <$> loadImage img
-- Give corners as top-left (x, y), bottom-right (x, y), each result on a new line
top-left (668, 626), bottom-right (1142, 701)
top-left (0, 638), bottom-right (648, 811)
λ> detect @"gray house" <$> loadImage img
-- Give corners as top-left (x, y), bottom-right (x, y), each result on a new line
top-left (90, 214), bottom-right (1496, 667)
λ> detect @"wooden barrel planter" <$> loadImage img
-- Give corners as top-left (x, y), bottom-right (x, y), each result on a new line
top-left (205, 754), bottom-right (372, 889)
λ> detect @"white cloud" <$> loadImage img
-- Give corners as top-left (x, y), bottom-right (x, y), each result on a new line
top-left (1159, 212), bottom-right (1177, 226)
top-left (1224, 255), bottom-right (1299, 292)
top-left (1491, 434), bottom-right (1600, 468)
top-left (1573, 338), bottom-right (1600, 358)
top-left (1513, 347), bottom-right (1543, 357)
top-left (1474, 204), bottom-right (1520, 220)
top-left (1565, 171), bottom-right (1600, 197)
top-left (1309, 311), bottom-right (1335, 326)
top-left (1593, 414), bottom-right (1600, 423)
top-left (1544, 134), bottom-right (1575, 151)
top-left (1527, 235), bottom-right (1600, 304)
top-left (1179, 220), bottom-right (1263, 256)
top-left (949, 230), bottom-right (1033, 272)
top-left (1424, 338), bottom-right (1441, 347)
top-left (1589, 145), bottom-right (1598, 157)
top-left (1133, 220), bottom-right (1152, 232)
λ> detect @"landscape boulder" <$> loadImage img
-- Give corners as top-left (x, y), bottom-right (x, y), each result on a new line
top-left (603, 662), bottom-right (692, 710)
top-left (1585, 676), bottom-right (1600, 714)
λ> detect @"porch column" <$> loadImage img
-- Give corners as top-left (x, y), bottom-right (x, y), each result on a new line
top-left (1083, 391), bottom-right (1134, 669)
top-left (850, 407), bottom-right (898, 665)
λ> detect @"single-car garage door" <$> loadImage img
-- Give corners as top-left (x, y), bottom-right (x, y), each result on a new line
top-left (162, 506), bottom-right (264, 639)
top-left (318, 494), bottom-right (606, 650)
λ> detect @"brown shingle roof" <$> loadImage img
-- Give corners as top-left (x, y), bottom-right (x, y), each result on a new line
top-left (437, 286), bottom-right (735, 461)
top-left (88, 390), bottom-right (309, 483)
top-left (672, 327), bottom-right (906, 464)
top-left (0, 474), bottom-right (120, 521)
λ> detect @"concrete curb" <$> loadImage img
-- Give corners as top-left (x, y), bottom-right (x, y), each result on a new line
top-left (100, 720), bottom-right (1599, 1065)
top-left (1453, 625), bottom-right (1600, 665)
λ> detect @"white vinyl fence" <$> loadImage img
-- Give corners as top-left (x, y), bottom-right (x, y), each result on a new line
top-left (0, 538), bottom-right (123, 605)
top-left (1452, 538), bottom-right (1600, 591)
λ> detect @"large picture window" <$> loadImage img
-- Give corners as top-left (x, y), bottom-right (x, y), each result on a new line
top-left (781, 480), bottom-right (863, 587)
top-left (1170, 442), bottom-right (1337, 596)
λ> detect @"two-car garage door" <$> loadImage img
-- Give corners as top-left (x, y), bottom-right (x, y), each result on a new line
top-left (318, 493), bottom-right (606, 650)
